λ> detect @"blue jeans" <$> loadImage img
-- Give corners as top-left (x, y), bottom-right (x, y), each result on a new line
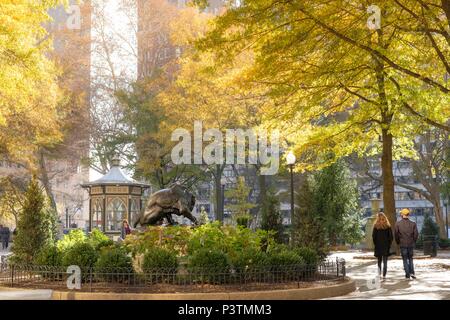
top-left (400, 247), bottom-right (415, 276)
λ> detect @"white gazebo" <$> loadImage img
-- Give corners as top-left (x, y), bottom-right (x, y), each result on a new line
top-left (81, 157), bottom-right (150, 235)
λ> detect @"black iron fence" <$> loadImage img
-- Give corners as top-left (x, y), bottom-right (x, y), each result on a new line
top-left (0, 258), bottom-right (346, 293)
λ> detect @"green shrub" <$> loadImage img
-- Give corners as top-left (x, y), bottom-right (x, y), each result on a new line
top-left (187, 223), bottom-right (276, 259)
top-left (294, 247), bottom-right (320, 279)
top-left (267, 250), bottom-right (303, 266)
top-left (188, 249), bottom-right (231, 284)
top-left (62, 242), bottom-right (98, 270)
top-left (439, 238), bottom-right (450, 249)
top-left (267, 250), bottom-right (305, 280)
top-left (57, 229), bottom-right (86, 252)
top-left (95, 247), bottom-right (133, 282)
top-left (142, 247), bottom-right (178, 283)
top-left (231, 250), bottom-right (269, 280)
top-left (124, 226), bottom-right (192, 256)
top-left (89, 229), bottom-right (114, 250)
top-left (295, 247), bottom-right (320, 266)
top-left (187, 222), bottom-right (226, 254)
top-left (12, 177), bottom-right (53, 263)
top-left (34, 245), bottom-right (63, 267)
top-left (142, 247), bottom-right (179, 272)
top-left (33, 245), bottom-right (64, 280)
top-left (235, 214), bottom-right (252, 228)
top-left (417, 215), bottom-right (440, 250)
top-left (124, 224), bottom-right (276, 262)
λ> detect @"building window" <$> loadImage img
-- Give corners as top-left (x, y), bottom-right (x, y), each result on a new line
top-left (130, 198), bottom-right (140, 226)
top-left (106, 198), bottom-right (126, 232)
top-left (92, 199), bottom-right (103, 231)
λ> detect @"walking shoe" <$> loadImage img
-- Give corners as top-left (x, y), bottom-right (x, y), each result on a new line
top-left (405, 274), bottom-right (410, 279)
top-left (411, 274), bottom-right (416, 279)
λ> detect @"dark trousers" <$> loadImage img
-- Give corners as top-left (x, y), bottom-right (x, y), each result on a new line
top-left (400, 247), bottom-right (415, 276)
top-left (377, 255), bottom-right (388, 277)
top-left (1, 239), bottom-right (8, 250)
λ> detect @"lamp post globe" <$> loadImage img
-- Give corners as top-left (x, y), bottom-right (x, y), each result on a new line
top-left (286, 151), bottom-right (296, 166)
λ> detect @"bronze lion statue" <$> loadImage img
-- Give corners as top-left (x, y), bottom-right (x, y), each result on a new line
top-left (133, 184), bottom-right (198, 227)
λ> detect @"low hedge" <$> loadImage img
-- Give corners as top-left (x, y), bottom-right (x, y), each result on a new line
top-left (188, 249), bottom-right (231, 284)
top-left (267, 250), bottom-right (305, 280)
top-left (142, 247), bottom-right (178, 283)
top-left (295, 247), bottom-right (320, 266)
top-left (89, 229), bottom-right (114, 250)
top-left (230, 250), bottom-right (270, 278)
top-left (33, 245), bottom-right (64, 280)
top-left (34, 245), bottom-right (63, 267)
top-left (94, 247), bottom-right (134, 282)
top-left (439, 238), bottom-right (450, 249)
top-left (62, 242), bottom-right (98, 270)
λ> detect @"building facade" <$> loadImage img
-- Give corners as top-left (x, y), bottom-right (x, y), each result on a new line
top-left (137, 0), bottom-right (224, 79)
top-left (47, 0), bottom-right (92, 229)
top-left (359, 159), bottom-right (445, 232)
top-left (0, 1), bottom-right (92, 230)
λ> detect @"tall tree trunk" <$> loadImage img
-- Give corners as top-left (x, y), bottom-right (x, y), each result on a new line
top-left (257, 172), bottom-right (266, 223)
top-left (381, 128), bottom-right (398, 252)
top-left (442, 0), bottom-right (450, 27)
top-left (38, 151), bottom-right (57, 211)
top-left (432, 199), bottom-right (447, 239)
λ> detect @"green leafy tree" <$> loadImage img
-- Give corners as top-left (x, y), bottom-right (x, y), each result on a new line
top-left (0, 0), bottom-right (67, 163)
top-left (197, 0), bottom-right (450, 250)
top-left (312, 160), bottom-right (364, 245)
top-left (0, 176), bottom-right (27, 227)
top-left (12, 177), bottom-right (53, 263)
top-left (115, 78), bottom-right (210, 189)
top-left (421, 214), bottom-right (440, 238)
top-left (260, 189), bottom-right (283, 242)
top-left (292, 175), bottom-right (328, 256)
top-left (292, 161), bottom-right (363, 251)
top-left (42, 204), bottom-right (59, 245)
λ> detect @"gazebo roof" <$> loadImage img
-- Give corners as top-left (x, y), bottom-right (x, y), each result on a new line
top-left (81, 157), bottom-right (150, 188)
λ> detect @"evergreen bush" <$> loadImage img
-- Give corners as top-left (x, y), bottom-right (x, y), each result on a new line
top-left (62, 242), bottom-right (98, 270)
top-left (95, 247), bottom-right (133, 282)
top-left (12, 177), bottom-right (52, 263)
top-left (187, 249), bottom-right (231, 283)
top-left (142, 247), bottom-right (178, 283)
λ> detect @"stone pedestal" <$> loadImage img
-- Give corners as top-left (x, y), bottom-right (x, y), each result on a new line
top-left (365, 214), bottom-right (377, 250)
top-left (365, 198), bottom-right (381, 250)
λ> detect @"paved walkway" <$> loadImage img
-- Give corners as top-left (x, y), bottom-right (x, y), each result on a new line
top-left (327, 250), bottom-right (450, 300)
top-left (0, 289), bottom-right (52, 300)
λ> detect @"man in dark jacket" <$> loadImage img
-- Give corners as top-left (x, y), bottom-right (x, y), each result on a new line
top-left (395, 209), bottom-right (419, 279)
top-left (0, 225), bottom-right (10, 250)
top-left (0, 225), bottom-right (9, 250)
top-left (0, 225), bottom-right (3, 250)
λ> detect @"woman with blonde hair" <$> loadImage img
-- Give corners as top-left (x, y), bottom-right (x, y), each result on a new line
top-left (121, 219), bottom-right (131, 240)
top-left (372, 212), bottom-right (393, 280)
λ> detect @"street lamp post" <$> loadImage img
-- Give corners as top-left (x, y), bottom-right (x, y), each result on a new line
top-left (65, 207), bottom-right (69, 229)
top-left (445, 200), bottom-right (449, 238)
top-left (221, 177), bottom-right (226, 224)
top-left (286, 151), bottom-right (296, 224)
